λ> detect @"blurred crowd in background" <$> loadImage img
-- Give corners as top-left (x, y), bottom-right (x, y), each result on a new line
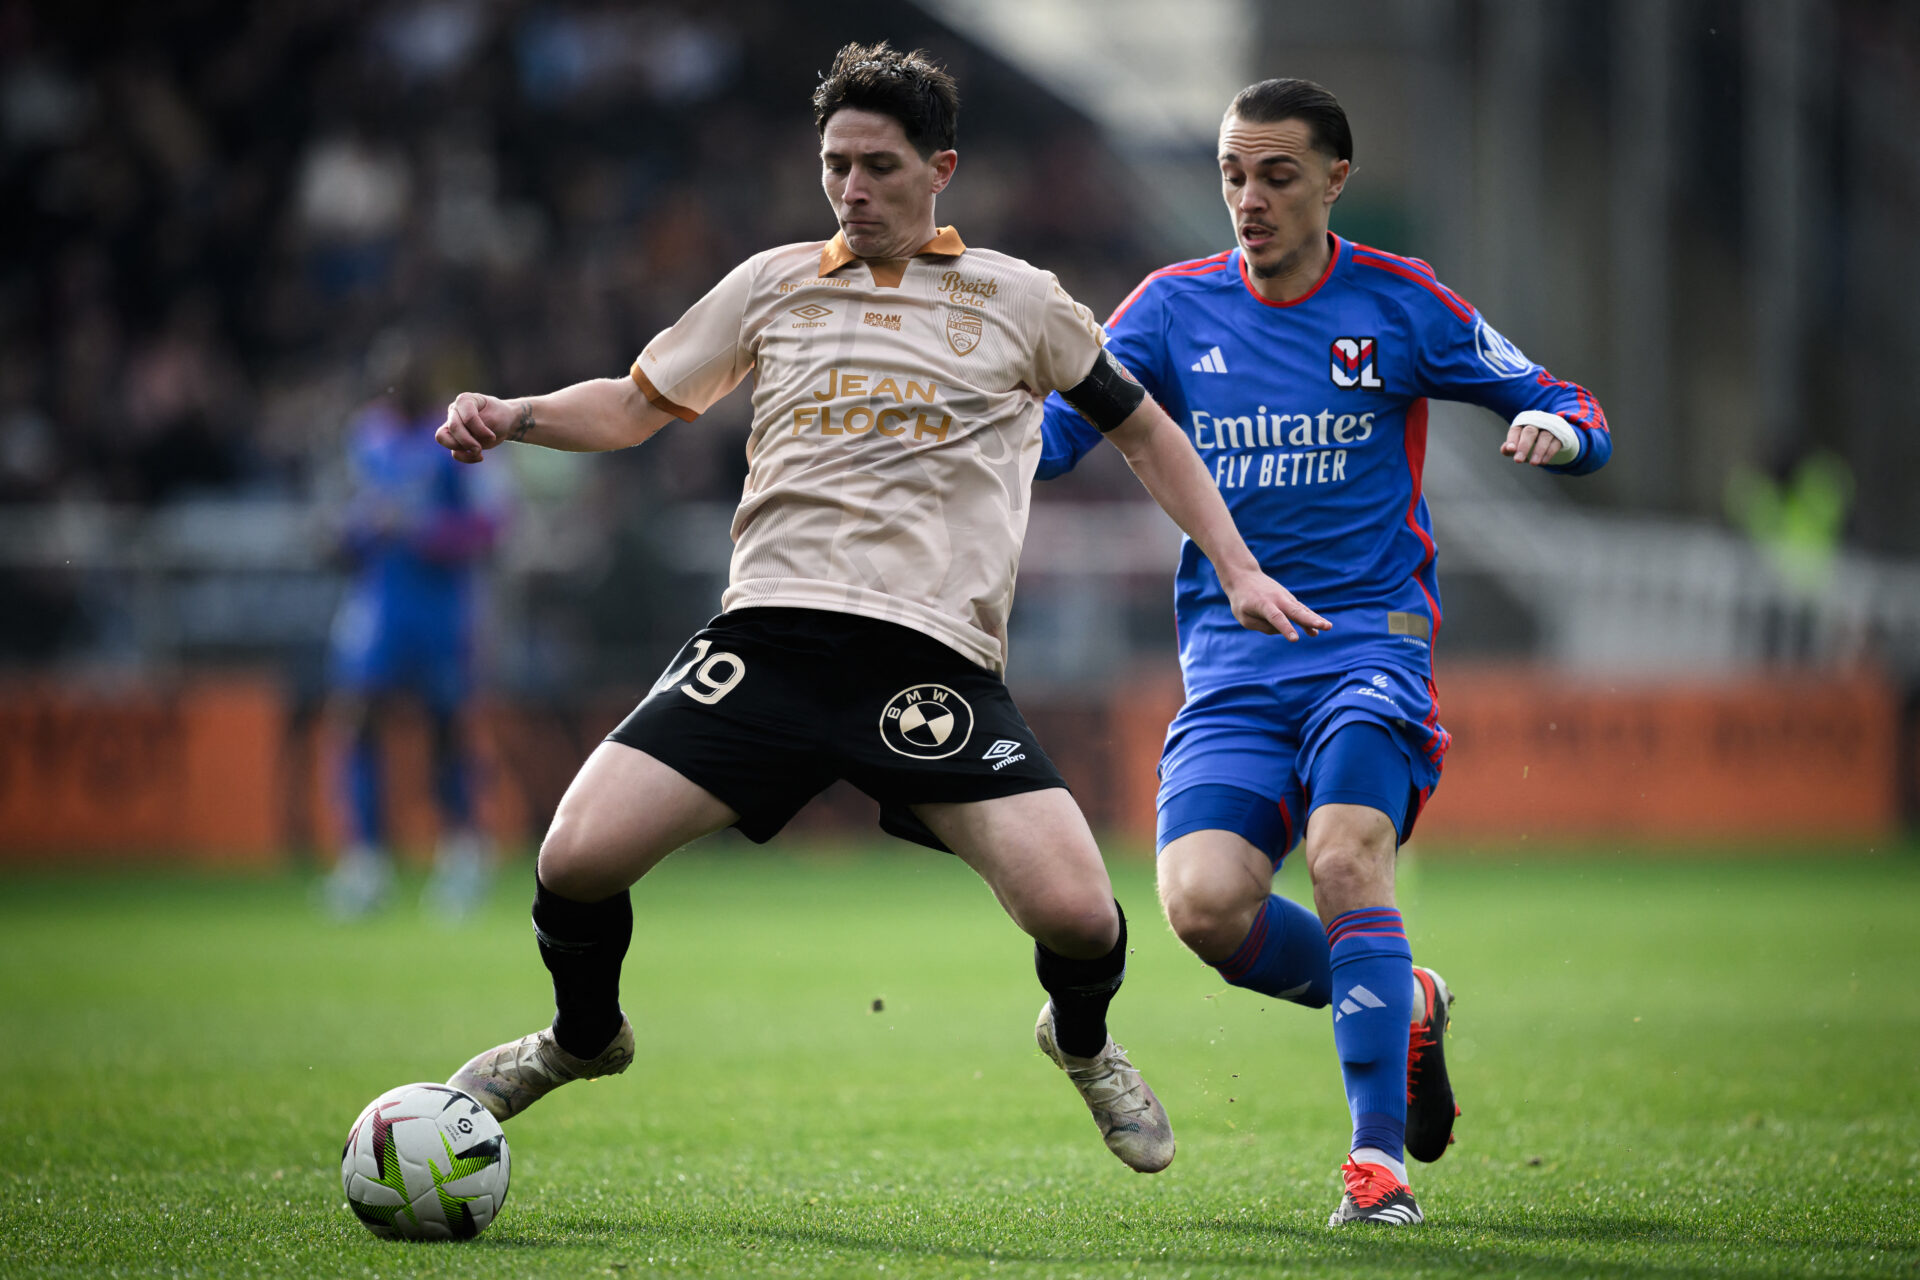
top-left (4, 0), bottom-right (1919, 689)
top-left (0, 0), bottom-right (1145, 508)
top-left (0, 0), bottom-right (1156, 675)
top-left (4, 0), bottom-right (1919, 856)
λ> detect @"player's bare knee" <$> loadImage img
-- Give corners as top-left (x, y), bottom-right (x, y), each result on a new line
top-left (1305, 836), bottom-right (1394, 917)
top-left (1161, 877), bottom-right (1256, 964)
top-left (535, 818), bottom-right (610, 901)
top-left (1030, 892), bottom-right (1118, 959)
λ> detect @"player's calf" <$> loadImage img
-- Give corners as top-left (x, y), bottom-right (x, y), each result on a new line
top-left (1157, 807), bottom-right (1330, 1007)
top-left (530, 878), bottom-right (633, 1060)
top-left (1030, 902), bottom-right (1176, 1172)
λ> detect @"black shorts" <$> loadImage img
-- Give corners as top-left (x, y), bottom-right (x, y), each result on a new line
top-left (607, 607), bottom-right (1068, 852)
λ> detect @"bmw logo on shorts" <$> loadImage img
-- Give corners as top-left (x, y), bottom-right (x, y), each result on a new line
top-left (879, 684), bottom-right (974, 759)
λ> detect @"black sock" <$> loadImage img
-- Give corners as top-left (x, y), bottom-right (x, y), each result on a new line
top-left (532, 876), bottom-right (632, 1060)
top-left (1035, 900), bottom-right (1128, 1058)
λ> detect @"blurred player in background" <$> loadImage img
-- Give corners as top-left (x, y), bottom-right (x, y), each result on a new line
top-left (1038, 79), bottom-right (1612, 1225)
top-left (429, 43), bottom-right (1327, 1174)
top-left (324, 339), bottom-right (507, 919)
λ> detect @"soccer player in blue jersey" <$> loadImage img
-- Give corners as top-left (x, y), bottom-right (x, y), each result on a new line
top-left (324, 379), bottom-right (507, 919)
top-left (1038, 79), bottom-right (1611, 1226)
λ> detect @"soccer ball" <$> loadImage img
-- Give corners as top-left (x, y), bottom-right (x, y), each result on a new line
top-left (340, 1083), bottom-right (510, 1241)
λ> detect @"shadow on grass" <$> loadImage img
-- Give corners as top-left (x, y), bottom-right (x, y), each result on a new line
top-left (484, 1204), bottom-right (1910, 1278)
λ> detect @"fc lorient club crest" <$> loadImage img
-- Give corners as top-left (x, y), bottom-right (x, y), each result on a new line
top-left (946, 308), bottom-right (983, 356)
top-left (879, 683), bottom-right (974, 758)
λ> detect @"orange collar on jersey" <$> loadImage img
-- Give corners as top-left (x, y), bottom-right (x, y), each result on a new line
top-left (819, 225), bottom-right (966, 276)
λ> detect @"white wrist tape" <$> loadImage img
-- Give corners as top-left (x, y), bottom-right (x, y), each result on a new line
top-left (1511, 410), bottom-right (1580, 465)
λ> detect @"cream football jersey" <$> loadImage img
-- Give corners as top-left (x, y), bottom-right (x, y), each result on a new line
top-left (630, 227), bottom-right (1107, 674)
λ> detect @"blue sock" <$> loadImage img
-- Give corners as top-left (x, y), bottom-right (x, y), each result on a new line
top-left (1215, 894), bottom-right (1331, 1007)
top-left (428, 709), bottom-right (474, 828)
top-left (1327, 907), bottom-right (1414, 1161)
top-left (345, 730), bottom-right (382, 848)
top-left (432, 746), bottom-right (473, 828)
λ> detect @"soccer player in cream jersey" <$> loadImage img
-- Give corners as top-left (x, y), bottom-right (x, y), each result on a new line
top-left (431, 43), bottom-right (1328, 1174)
top-left (1039, 79), bottom-right (1612, 1223)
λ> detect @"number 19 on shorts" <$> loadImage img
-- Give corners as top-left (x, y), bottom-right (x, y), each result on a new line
top-left (654, 639), bottom-right (746, 705)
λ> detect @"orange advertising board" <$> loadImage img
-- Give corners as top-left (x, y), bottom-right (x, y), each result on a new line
top-left (0, 679), bottom-right (285, 863)
top-left (0, 669), bottom-right (1900, 862)
top-left (1105, 665), bottom-right (1900, 846)
top-left (1416, 667), bottom-right (1898, 842)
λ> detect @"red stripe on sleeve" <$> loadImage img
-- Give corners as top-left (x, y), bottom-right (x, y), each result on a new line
top-left (1352, 252), bottom-right (1476, 325)
top-left (1106, 252), bottom-right (1232, 327)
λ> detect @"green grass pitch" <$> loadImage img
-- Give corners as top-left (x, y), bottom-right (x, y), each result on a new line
top-left (3, 844), bottom-right (1917, 1278)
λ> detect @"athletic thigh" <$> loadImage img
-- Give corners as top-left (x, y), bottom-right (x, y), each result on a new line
top-left (607, 612), bottom-right (843, 844)
top-left (537, 741), bottom-right (739, 901)
top-left (912, 787), bottom-right (1116, 955)
top-left (1299, 721), bottom-right (1413, 919)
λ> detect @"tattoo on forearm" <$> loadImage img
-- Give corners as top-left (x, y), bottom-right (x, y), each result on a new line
top-left (510, 401), bottom-right (536, 443)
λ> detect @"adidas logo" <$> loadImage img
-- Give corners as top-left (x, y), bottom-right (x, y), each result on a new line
top-left (1191, 345), bottom-right (1228, 373)
top-left (1333, 983), bottom-right (1388, 1023)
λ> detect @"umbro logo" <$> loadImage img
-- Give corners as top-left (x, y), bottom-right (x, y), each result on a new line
top-left (982, 738), bottom-right (1027, 771)
top-left (1191, 345), bottom-right (1228, 374)
top-left (1333, 983), bottom-right (1388, 1022)
top-left (790, 304), bottom-right (832, 320)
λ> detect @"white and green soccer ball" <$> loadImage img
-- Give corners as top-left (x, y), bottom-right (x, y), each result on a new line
top-left (340, 1083), bottom-right (510, 1241)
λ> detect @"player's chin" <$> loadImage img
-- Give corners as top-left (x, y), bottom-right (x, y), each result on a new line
top-left (841, 224), bottom-right (888, 255)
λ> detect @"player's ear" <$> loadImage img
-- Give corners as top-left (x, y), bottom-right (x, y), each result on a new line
top-left (929, 149), bottom-right (958, 194)
top-left (1325, 157), bottom-right (1351, 205)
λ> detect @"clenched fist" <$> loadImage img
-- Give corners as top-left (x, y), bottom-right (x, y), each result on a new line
top-left (437, 393), bottom-right (524, 464)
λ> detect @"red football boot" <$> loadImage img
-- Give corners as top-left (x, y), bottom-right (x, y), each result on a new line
top-left (1328, 1156), bottom-right (1423, 1226)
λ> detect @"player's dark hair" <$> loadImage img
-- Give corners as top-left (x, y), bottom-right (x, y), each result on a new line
top-left (1228, 78), bottom-right (1352, 164)
top-left (812, 41), bottom-right (959, 158)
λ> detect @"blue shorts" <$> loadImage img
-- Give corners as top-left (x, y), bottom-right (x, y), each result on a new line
top-left (327, 587), bottom-right (470, 711)
top-left (1154, 664), bottom-right (1448, 860)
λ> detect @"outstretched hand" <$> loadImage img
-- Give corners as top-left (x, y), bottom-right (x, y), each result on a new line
top-left (436, 393), bottom-right (520, 464)
top-left (1224, 570), bottom-right (1332, 642)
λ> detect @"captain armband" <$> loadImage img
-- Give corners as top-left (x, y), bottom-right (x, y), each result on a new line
top-left (1060, 347), bottom-right (1147, 433)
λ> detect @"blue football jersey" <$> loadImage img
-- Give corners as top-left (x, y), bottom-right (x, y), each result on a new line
top-left (338, 401), bottom-right (497, 605)
top-left (329, 401), bottom-right (504, 702)
top-left (1039, 235), bottom-right (1611, 705)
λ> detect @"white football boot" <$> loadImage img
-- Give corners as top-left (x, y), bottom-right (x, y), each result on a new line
top-left (424, 829), bottom-right (491, 921)
top-left (448, 1017), bottom-right (635, 1122)
top-left (323, 845), bottom-right (391, 919)
top-left (1034, 1002), bottom-right (1176, 1172)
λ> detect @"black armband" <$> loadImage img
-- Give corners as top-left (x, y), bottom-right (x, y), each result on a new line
top-left (1060, 347), bottom-right (1147, 433)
